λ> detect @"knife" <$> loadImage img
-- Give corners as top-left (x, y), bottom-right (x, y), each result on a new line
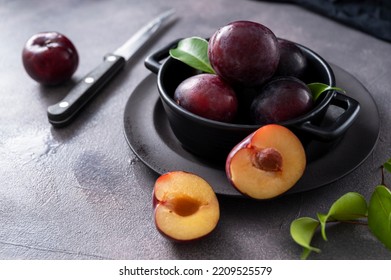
top-left (47, 9), bottom-right (175, 127)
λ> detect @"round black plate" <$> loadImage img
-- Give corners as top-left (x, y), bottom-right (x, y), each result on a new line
top-left (124, 64), bottom-right (379, 196)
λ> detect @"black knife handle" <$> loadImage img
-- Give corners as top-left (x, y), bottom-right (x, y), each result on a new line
top-left (47, 54), bottom-right (126, 127)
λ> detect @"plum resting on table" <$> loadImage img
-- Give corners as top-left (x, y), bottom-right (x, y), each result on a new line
top-left (153, 171), bottom-right (220, 242)
top-left (250, 76), bottom-right (314, 125)
top-left (208, 20), bottom-right (280, 87)
top-left (174, 73), bottom-right (238, 122)
top-left (22, 31), bottom-right (79, 86)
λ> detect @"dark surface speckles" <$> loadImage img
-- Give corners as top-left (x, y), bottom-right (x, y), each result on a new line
top-left (73, 151), bottom-right (122, 192)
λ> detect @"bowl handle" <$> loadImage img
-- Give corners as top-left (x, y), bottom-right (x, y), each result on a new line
top-left (144, 38), bottom-right (182, 74)
top-left (297, 91), bottom-right (360, 141)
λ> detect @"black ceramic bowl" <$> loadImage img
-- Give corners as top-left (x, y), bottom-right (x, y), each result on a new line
top-left (145, 38), bottom-right (360, 161)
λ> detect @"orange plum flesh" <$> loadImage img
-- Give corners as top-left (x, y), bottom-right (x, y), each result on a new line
top-left (226, 124), bottom-right (306, 199)
top-left (153, 171), bottom-right (220, 242)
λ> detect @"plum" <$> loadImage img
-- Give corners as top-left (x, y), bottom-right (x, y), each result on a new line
top-left (208, 20), bottom-right (280, 87)
top-left (153, 171), bottom-right (220, 241)
top-left (250, 76), bottom-right (314, 124)
top-left (22, 31), bottom-right (79, 86)
top-left (226, 124), bottom-right (306, 199)
top-left (274, 38), bottom-right (307, 79)
top-left (174, 73), bottom-right (238, 123)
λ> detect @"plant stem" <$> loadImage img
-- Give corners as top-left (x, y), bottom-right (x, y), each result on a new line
top-left (381, 164), bottom-right (385, 186)
top-left (381, 164), bottom-right (390, 188)
top-left (339, 220), bottom-right (368, 226)
top-left (327, 219), bottom-right (368, 226)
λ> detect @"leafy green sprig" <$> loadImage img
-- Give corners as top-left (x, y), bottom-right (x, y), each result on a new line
top-left (290, 158), bottom-right (391, 259)
top-left (307, 83), bottom-right (346, 101)
top-left (169, 37), bottom-right (215, 74)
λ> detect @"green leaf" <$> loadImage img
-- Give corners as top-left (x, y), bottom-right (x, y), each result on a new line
top-left (328, 192), bottom-right (368, 220)
top-left (301, 248), bottom-right (313, 260)
top-left (290, 217), bottom-right (321, 259)
top-left (384, 158), bottom-right (391, 174)
top-left (316, 213), bottom-right (330, 241)
top-left (169, 37), bottom-right (215, 74)
top-left (389, 212), bottom-right (391, 232)
top-left (368, 185), bottom-right (391, 250)
top-left (317, 192), bottom-right (367, 241)
top-left (307, 82), bottom-right (346, 101)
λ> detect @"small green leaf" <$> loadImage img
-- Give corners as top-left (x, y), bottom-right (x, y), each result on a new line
top-left (388, 212), bottom-right (391, 232)
top-left (301, 248), bottom-right (313, 260)
top-left (328, 192), bottom-right (368, 221)
top-left (307, 82), bottom-right (346, 101)
top-left (384, 158), bottom-right (391, 174)
top-left (169, 37), bottom-right (215, 74)
top-left (316, 213), bottom-right (330, 241)
top-left (368, 185), bottom-right (391, 250)
top-left (290, 217), bottom-right (321, 259)
top-left (317, 192), bottom-right (367, 241)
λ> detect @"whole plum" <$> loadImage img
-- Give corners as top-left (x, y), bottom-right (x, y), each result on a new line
top-left (22, 31), bottom-right (79, 86)
top-left (274, 38), bottom-right (307, 79)
top-left (174, 74), bottom-right (238, 123)
top-left (250, 76), bottom-right (314, 124)
top-left (208, 20), bottom-right (280, 87)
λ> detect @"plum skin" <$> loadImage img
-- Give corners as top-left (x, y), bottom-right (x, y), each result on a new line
top-left (250, 76), bottom-right (314, 125)
top-left (22, 31), bottom-right (79, 86)
top-left (208, 20), bottom-right (280, 87)
top-left (274, 38), bottom-right (307, 79)
top-left (174, 73), bottom-right (238, 123)
top-left (225, 131), bottom-right (253, 181)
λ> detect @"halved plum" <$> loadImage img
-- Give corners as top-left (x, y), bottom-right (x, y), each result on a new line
top-left (226, 124), bottom-right (306, 199)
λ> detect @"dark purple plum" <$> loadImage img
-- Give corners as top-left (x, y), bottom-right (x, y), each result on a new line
top-left (22, 31), bottom-right (79, 86)
top-left (208, 21), bottom-right (280, 87)
top-left (274, 39), bottom-right (307, 79)
top-left (250, 76), bottom-right (314, 124)
top-left (174, 74), bottom-right (238, 123)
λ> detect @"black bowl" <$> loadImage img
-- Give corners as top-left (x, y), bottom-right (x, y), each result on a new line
top-left (145, 38), bottom-right (360, 161)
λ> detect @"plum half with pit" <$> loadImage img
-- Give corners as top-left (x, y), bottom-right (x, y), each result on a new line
top-left (274, 38), bottom-right (307, 79)
top-left (250, 76), bottom-right (314, 125)
top-left (208, 20), bottom-right (280, 87)
top-left (226, 124), bottom-right (306, 199)
top-left (174, 73), bottom-right (238, 123)
top-left (22, 31), bottom-right (79, 86)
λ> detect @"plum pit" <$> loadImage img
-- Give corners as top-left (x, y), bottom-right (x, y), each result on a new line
top-left (252, 147), bottom-right (283, 172)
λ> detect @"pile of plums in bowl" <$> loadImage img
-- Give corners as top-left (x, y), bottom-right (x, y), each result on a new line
top-left (146, 20), bottom-right (359, 159)
top-left (145, 21), bottom-right (360, 198)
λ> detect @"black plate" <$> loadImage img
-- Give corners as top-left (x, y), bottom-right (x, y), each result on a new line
top-left (123, 64), bottom-right (379, 196)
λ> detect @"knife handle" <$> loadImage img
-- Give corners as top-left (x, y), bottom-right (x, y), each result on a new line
top-left (47, 54), bottom-right (126, 127)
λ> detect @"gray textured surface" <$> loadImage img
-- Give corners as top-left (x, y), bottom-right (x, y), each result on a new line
top-left (0, 0), bottom-right (390, 259)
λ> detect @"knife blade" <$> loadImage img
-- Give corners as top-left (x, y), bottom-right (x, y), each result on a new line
top-left (47, 9), bottom-right (175, 127)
